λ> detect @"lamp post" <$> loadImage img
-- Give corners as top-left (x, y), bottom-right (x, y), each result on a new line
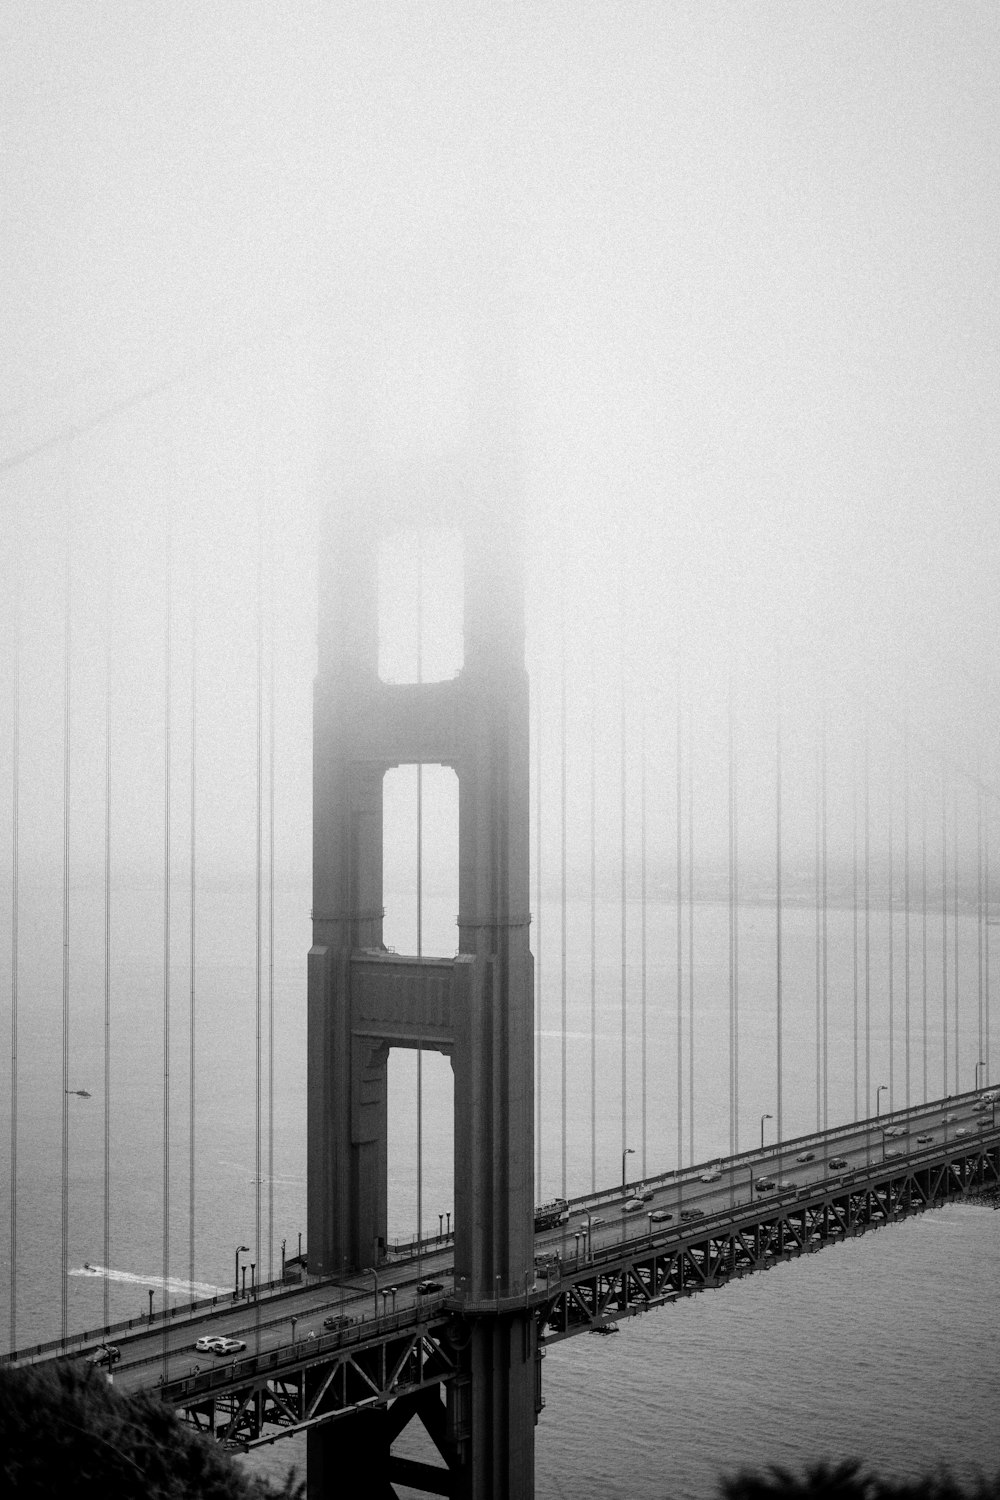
top-left (974, 1060), bottom-right (986, 1092)
top-left (622, 1146), bottom-right (635, 1197)
top-left (241, 1266), bottom-right (247, 1298)
top-left (760, 1113), bottom-right (773, 1151)
top-left (372, 1268), bottom-right (379, 1318)
top-left (439, 1214), bottom-right (444, 1239)
top-left (876, 1084), bottom-right (888, 1118)
top-left (235, 1245), bottom-right (249, 1300)
top-left (446, 1212), bottom-right (451, 1236)
top-left (250, 1263), bottom-right (256, 1297)
top-left (281, 1239), bottom-right (286, 1280)
top-left (147, 1289), bottom-right (154, 1321)
top-left (747, 1164), bottom-right (754, 1200)
top-left (584, 1210), bottom-right (593, 1262)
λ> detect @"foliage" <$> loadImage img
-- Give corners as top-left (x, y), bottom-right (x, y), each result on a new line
top-left (0, 1360), bottom-right (304, 1499)
top-left (719, 1460), bottom-right (1000, 1500)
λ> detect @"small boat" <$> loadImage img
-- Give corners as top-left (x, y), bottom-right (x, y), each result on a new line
top-left (590, 1323), bottom-right (619, 1336)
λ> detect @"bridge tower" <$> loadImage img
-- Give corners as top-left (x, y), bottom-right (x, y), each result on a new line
top-left (306, 446), bottom-right (537, 1494)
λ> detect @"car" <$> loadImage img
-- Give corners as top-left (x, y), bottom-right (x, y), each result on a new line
top-left (828, 1157), bottom-right (849, 1170)
top-left (416, 1279), bottom-right (444, 1295)
top-left (699, 1169), bottom-right (722, 1184)
top-left (916, 1134), bottom-right (934, 1145)
top-left (323, 1314), bottom-right (354, 1331)
top-left (649, 1209), bottom-right (673, 1223)
top-left (88, 1343), bottom-right (120, 1368)
top-left (755, 1178), bottom-right (776, 1193)
top-left (886, 1126), bottom-right (908, 1138)
top-left (972, 1101), bottom-right (988, 1112)
top-left (883, 1149), bottom-right (902, 1159)
top-left (680, 1207), bottom-right (705, 1221)
top-left (194, 1335), bottom-right (225, 1353)
top-left (624, 1196), bottom-right (647, 1213)
top-left (976, 1119), bottom-right (991, 1130)
top-left (213, 1338), bottom-right (246, 1356)
top-left (795, 1151), bottom-right (815, 1163)
top-left (954, 1128), bottom-right (970, 1138)
top-left (778, 1180), bottom-right (796, 1191)
top-left (944, 1113), bottom-right (959, 1123)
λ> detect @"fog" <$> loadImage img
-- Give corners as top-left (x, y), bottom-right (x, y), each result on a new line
top-left (2, 2), bottom-right (999, 907)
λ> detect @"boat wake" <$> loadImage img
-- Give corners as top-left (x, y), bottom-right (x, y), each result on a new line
top-left (70, 1264), bottom-right (226, 1296)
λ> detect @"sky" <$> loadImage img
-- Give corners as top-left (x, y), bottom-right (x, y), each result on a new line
top-left (2, 1), bottom-right (999, 896)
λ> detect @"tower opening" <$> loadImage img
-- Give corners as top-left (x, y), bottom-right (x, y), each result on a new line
top-left (382, 763), bottom-right (459, 957)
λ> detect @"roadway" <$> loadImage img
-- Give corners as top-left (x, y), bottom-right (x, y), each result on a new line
top-left (16, 1087), bottom-right (997, 1394)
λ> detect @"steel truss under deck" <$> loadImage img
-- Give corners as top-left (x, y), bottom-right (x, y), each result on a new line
top-left (160, 1133), bottom-right (997, 1468)
top-left (536, 1136), bottom-right (1000, 1341)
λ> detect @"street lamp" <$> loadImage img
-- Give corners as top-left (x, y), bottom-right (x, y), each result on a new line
top-left (974, 1060), bottom-right (986, 1092)
top-left (876, 1085), bottom-right (888, 1118)
top-left (760, 1114), bottom-right (773, 1151)
top-left (747, 1164), bottom-right (754, 1200)
top-left (235, 1245), bottom-right (249, 1299)
top-left (148, 1289), bottom-right (154, 1321)
top-left (622, 1146), bottom-right (635, 1197)
top-left (250, 1263), bottom-right (256, 1297)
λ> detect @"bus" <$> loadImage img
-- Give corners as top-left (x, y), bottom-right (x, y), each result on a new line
top-left (534, 1198), bottom-right (569, 1231)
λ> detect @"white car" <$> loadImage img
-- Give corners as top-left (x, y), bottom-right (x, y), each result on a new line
top-left (194, 1335), bottom-right (225, 1353)
top-left (624, 1196), bottom-right (647, 1213)
top-left (699, 1169), bottom-right (722, 1184)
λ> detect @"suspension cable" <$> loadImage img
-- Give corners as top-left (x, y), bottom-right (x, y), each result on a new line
top-left (61, 477), bottom-right (72, 1341)
top-left (978, 782), bottom-right (984, 1089)
top-left (416, 541), bottom-right (423, 1260)
top-left (728, 667), bottom-right (737, 1157)
top-left (640, 688), bottom-right (647, 1181)
top-left (903, 724), bottom-right (911, 1110)
top-left (953, 783), bottom-right (960, 1095)
top-left (888, 744), bottom-right (894, 1112)
top-left (254, 494), bottom-right (263, 1335)
top-left (188, 549), bottom-right (197, 1292)
top-left (589, 644), bottom-right (596, 1195)
top-left (162, 495), bottom-right (172, 1361)
top-left (864, 710), bottom-right (871, 1116)
top-left (675, 664), bottom-right (683, 1175)
top-left (559, 575), bottom-right (567, 1200)
top-left (985, 804), bottom-right (991, 1084)
top-left (687, 686), bottom-right (694, 1166)
top-left (814, 735), bottom-right (821, 1132)
top-left (619, 585), bottom-right (627, 1167)
top-left (267, 525), bottom-right (275, 1281)
top-left (776, 665), bottom-right (783, 1142)
top-left (535, 666), bottom-right (542, 1200)
top-left (821, 696), bottom-right (828, 1131)
top-left (9, 508), bottom-right (20, 1350)
top-left (103, 518), bottom-right (113, 1327)
top-left (852, 741), bottom-right (859, 1122)
top-left (942, 770), bottom-right (948, 1096)
top-left (922, 793), bottom-right (928, 1101)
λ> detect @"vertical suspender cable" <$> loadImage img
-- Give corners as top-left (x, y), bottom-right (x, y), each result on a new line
top-left (267, 528), bottom-right (275, 1280)
top-left (776, 667), bottom-right (783, 1142)
top-left (103, 527), bottom-right (113, 1327)
top-left (9, 512), bottom-right (20, 1351)
top-left (162, 493), bottom-right (172, 1354)
top-left (687, 689), bottom-right (694, 1165)
top-left (188, 554), bottom-right (197, 1291)
top-left (953, 784), bottom-right (960, 1095)
top-left (535, 656), bottom-right (542, 1200)
top-left (903, 726), bottom-right (911, 1110)
top-left (254, 495), bottom-right (263, 1334)
top-left (821, 696), bottom-right (828, 1131)
top-left (852, 743), bottom-right (859, 1122)
top-left (589, 645), bottom-right (597, 1194)
top-left (676, 665), bottom-right (683, 1175)
top-left (941, 770), bottom-right (948, 1096)
top-left (620, 583), bottom-right (628, 1167)
top-left (864, 710), bottom-right (871, 1116)
top-left (416, 541), bottom-right (423, 1257)
top-left (639, 682), bottom-right (647, 1179)
top-left (978, 784), bottom-right (984, 1087)
top-left (922, 795), bottom-right (929, 1101)
top-left (728, 667), bottom-right (736, 1158)
top-left (559, 576), bottom-right (567, 1200)
top-left (985, 805), bottom-right (991, 1083)
top-left (61, 477), bottom-right (73, 1341)
top-left (893, 744), bottom-right (899, 1110)
top-left (814, 735), bottom-right (821, 1131)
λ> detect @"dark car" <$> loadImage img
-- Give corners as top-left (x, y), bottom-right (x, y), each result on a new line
top-left (795, 1151), bottom-right (815, 1163)
top-left (417, 1279), bottom-right (444, 1295)
top-left (679, 1208), bottom-right (705, 1221)
top-left (650, 1209), bottom-right (673, 1223)
top-left (755, 1178), bottom-right (776, 1193)
top-left (828, 1157), bottom-right (849, 1171)
top-left (88, 1343), bottom-right (120, 1369)
top-left (323, 1314), bottom-right (354, 1331)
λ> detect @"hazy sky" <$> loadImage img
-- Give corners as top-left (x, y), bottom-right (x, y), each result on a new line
top-left (2, 2), bottom-right (999, 892)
